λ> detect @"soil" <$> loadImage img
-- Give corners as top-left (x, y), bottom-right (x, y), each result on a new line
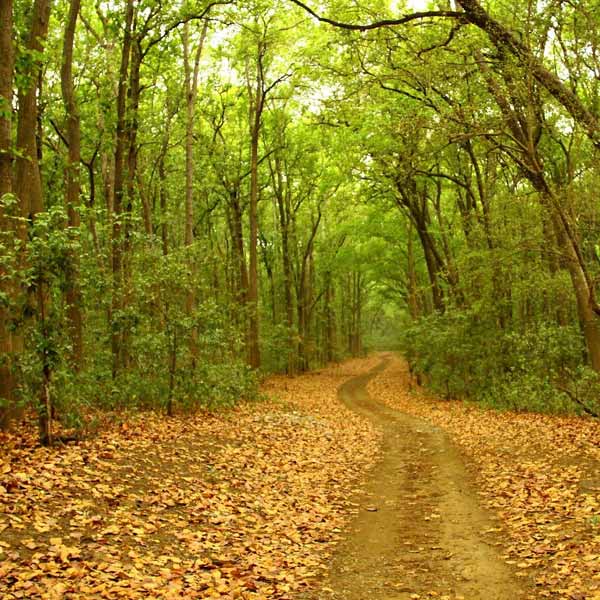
top-left (310, 354), bottom-right (527, 600)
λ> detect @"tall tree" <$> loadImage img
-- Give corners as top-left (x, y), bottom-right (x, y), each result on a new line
top-left (61, 0), bottom-right (83, 370)
top-left (0, 0), bottom-right (15, 425)
top-left (111, 0), bottom-right (135, 378)
top-left (182, 18), bottom-right (209, 360)
top-left (246, 33), bottom-right (267, 369)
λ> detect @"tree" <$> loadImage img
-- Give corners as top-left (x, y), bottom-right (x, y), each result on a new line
top-left (61, 0), bottom-right (84, 370)
top-left (0, 0), bottom-right (15, 425)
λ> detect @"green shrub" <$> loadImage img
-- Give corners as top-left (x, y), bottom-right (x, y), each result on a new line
top-left (401, 309), bottom-right (593, 414)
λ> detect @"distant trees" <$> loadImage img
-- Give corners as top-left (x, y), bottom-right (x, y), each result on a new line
top-left (287, 0), bottom-right (600, 414)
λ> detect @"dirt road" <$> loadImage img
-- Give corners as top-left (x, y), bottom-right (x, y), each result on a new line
top-left (313, 355), bottom-right (526, 600)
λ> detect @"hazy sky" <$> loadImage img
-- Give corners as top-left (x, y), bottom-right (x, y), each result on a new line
top-left (400, 0), bottom-right (431, 10)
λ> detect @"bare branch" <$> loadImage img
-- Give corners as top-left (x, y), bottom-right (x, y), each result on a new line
top-left (142, 1), bottom-right (232, 56)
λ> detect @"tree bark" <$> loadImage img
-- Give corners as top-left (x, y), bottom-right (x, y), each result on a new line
top-left (182, 20), bottom-right (208, 363)
top-left (401, 200), bottom-right (444, 312)
top-left (61, 0), bottom-right (83, 370)
top-left (119, 31), bottom-right (143, 372)
top-left (228, 187), bottom-right (249, 311)
top-left (259, 230), bottom-right (277, 324)
top-left (14, 0), bottom-right (52, 221)
top-left (183, 20), bottom-right (208, 248)
top-left (406, 221), bottom-right (419, 320)
top-left (158, 117), bottom-right (171, 257)
top-left (324, 272), bottom-right (336, 362)
top-left (272, 154), bottom-right (296, 373)
top-left (136, 171), bottom-right (153, 236)
top-left (296, 210), bottom-right (321, 370)
top-left (246, 46), bottom-right (265, 370)
top-left (0, 0), bottom-right (12, 198)
top-left (13, 0), bottom-right (53, 443)
top-left (0, 0), bottom-right (16, 427)
top-left (456, 0), bottom-right (600, 147)
top-left (111, 0), bottom-right (134, 378)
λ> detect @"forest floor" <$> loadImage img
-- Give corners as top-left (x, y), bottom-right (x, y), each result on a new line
top-left (0, 354), bottom-right (599, 599)
top-left (307, 355), bottom-right (523, 600)
top-left (360, 355), bottom-right (600, 600)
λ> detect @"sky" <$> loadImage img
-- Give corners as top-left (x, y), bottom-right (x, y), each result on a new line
top-left (397, 0), bottom-right (431, 10)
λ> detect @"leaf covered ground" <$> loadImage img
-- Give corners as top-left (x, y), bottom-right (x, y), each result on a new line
top-left (367, 356), bottom-right (600, 600)
top-left (2, 354), bottom-right (599, 599)
top-left (0, 357), bottom-right (381, 599)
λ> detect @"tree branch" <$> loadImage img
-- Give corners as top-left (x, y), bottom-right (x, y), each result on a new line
top-left (290, 0), bottom-right (600, 147)
top-left (287, 0), bottom-right (462, 31)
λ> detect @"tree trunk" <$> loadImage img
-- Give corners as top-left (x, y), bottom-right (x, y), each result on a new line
top-left (119, 34), bottom-right (142, 372)
top-left (324, 273), bottom-right (336, 362)
top-left (14, 0), bottom-right (52, 221)
top-left (296, 280), bottom-right (307, 372)
top-left (182, 20), bottom-right (208, 363)
top-left (0, 0), bottom-right (12, 197)
top-left (407, 221), bottom-right (419, 320)
top-left (111, 0), bottom-right (134, 379)
top-left (349, 271), bottom-right (363, 356)
top-left (417, 226), bottom-right (444, 313)
top-left (136, 171), bottom-right (153, 236)
top-left (182, 20), bottom-right (208, 248)
top-left (61, 0), bottom-right (83, 371)
top-left (36, 282), bottom-right (53, 446)
top-left (13, 0), bottom-right (52, 442)
top-left (247, 67), bottom-right (263, 370)
top-left (0, 0), bottom-right (16, 427)
top-left (274, 166), bottom-right (295, 374)
top-left (228, 189), bottom-right (249, 312)
top-left (295, 210), bottom-right (322, 370)
top-left (259, 232), bottom-right (277, 324)
top-left (396, 183), bottom-right (446, 313)
top-left (158, 123), bottom-right (170, 257)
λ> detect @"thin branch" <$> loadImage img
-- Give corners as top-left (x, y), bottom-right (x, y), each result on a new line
top-left (557, 384), bottom-right (599, 418)
top-left (142, 1), bottom-right (232, 56)
top-left (417, 22), bottom-right (464, 56)
top-left (239, 147), bottom-right (282, 182)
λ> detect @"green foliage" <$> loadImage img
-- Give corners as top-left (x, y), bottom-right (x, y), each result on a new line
top-left (261, 322), bottom-right (296, 373)
top-left (90, 243), bottom-right (259, 414)
top-left (0, 206), bottom-right (258, 431)
top-left (7, 0), bottom-right (600, 436)
top-left (402, 310), bottom-right (592, 414)
top-left (14, 208), bottom-right (82, 427)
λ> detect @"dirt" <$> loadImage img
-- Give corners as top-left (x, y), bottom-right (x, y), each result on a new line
top-left (310, 354), bottom-right (527, 600)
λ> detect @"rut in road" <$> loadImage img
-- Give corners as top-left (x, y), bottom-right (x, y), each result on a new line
top-left (314, 355), bottom-right (526, 600)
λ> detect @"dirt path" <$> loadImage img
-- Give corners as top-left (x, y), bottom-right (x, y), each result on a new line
top-left (314, 355), bottom-right (526, 600)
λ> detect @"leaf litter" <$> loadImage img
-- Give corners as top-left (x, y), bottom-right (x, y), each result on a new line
top-left (0, 357), bottom-right (381, 599)
top-left (368, 355), bottom-right (600, 600)
top-left (3, 353), bottom-right (598, 599)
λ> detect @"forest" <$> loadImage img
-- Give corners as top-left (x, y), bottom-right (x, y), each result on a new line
top-left (1, 0), bottom-right (600, 597)
top-left (2, 0), bottom-right (600, 440)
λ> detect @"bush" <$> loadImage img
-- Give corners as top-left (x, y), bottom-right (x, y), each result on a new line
top-left (401, 309), bottom-right (593, 414)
